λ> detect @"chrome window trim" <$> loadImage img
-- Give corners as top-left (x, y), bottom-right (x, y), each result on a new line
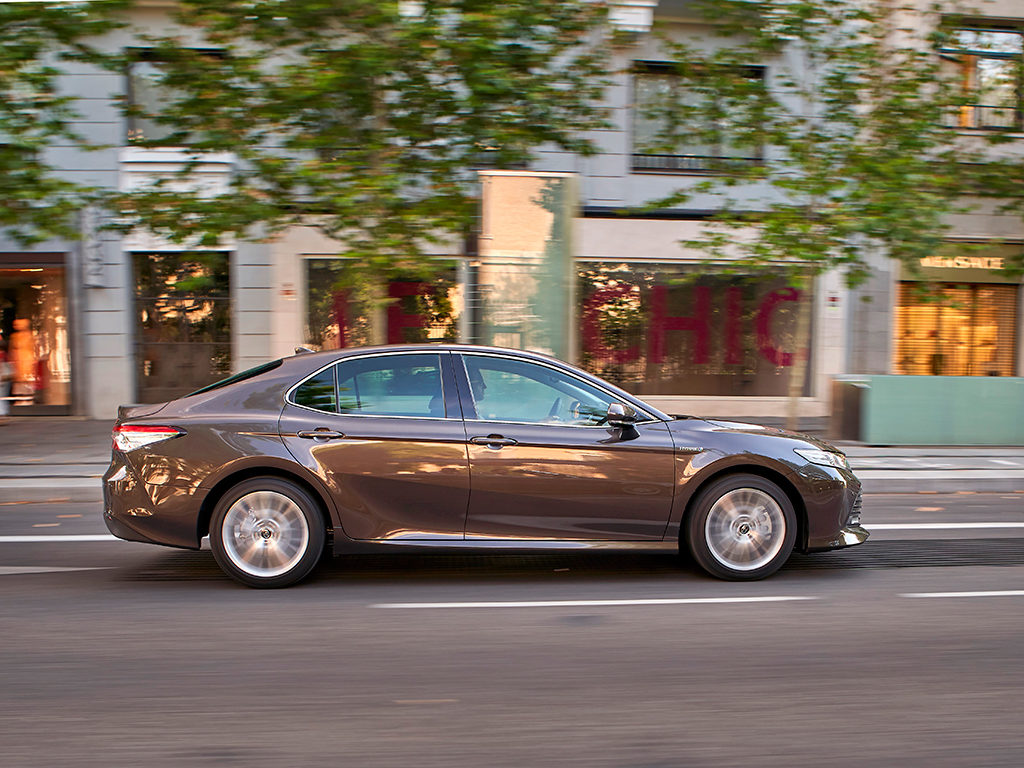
top-left (457, 351), bottom-right (660, 427)
top-left (284, 350), bottom-right (454, 420)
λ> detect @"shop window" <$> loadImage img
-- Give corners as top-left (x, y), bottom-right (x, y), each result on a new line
top-left (133, 251), bottom-right (231, 403)
top-left (632, 62), bottom-right (765, 173)
top-left (0, 259), bottom-right (71, 412)
top-left (304, 258), bottom-right (461, 350)
top-left (576, 262), bottom-right (812, 397)
top-left (941, 26), bottom-right (1024, 130)
top-left (894, 283), bottom-right (1018, 376)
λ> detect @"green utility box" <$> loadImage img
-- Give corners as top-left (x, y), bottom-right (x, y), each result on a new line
top-left (831, 375), bottom-right (1024, 445)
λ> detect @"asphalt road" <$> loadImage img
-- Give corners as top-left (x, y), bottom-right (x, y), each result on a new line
top-left (1, 493), bottom-right (1023, 768)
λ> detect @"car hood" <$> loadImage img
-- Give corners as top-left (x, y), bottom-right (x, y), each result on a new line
top-left (668, 416), bottom-right (844, 454)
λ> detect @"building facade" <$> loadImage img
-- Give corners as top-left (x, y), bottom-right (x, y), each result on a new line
top-left (2, 0), bottom-right (1022, 429)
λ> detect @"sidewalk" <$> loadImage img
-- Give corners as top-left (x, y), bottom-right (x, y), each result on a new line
top-left (1, 417), bottom-right (1023, 501)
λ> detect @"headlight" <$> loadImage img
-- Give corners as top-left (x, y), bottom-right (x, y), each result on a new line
top-left (793, 447), bottom-right (850, 470)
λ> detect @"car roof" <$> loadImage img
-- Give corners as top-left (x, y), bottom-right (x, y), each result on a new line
top-left (291, 343), bottom-right (563, 363)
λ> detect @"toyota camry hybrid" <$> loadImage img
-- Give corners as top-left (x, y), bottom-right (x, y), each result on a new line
top-left (104, 345), bottom-right (867, 587)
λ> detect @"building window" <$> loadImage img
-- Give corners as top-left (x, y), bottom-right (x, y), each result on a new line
top-left (133, 251), bottom-right (231, 403)
top-left (631, 62), bottom-right (765, 174)
top-left (894, 283), bottom-right (1018, 376)
top-left (941, 27), bottom-right (1024, 130)
top-left (304, 258), bottom-right (462, 350)
top-left (576, 262), bottom-right (812, 397)
top-left (125, 50), bottom-right (223, 145)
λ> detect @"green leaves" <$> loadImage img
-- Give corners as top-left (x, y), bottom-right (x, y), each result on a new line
top-left (0, 2), bottom-right (124, 245)
top-left (649, 0), bottom-right (984, 287)
top-left (110, 0), bottom-right (611, 271)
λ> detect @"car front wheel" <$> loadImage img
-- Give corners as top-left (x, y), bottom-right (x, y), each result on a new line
top-left (210, 477), bottom-right (325, 588)
top-left (686, 474), bottom-right (796, 581)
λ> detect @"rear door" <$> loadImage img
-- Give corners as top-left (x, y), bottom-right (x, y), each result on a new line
top-left (456, 352), bottom-right (676, 541)
top-left (279, 351), bottom-right (469, 541)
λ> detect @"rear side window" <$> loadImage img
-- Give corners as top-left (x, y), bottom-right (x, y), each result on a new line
top-left (289, 353), bottom-right (446, 418)
top-left (292, 366), bottom-right (337, 412)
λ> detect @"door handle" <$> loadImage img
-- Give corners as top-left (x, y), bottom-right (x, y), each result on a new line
top-left (469, 435), bottom-right (518, 448)
top-left (297, 429), bottom-right (346, 441)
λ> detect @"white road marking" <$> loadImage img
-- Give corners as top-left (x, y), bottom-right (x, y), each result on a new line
top-left (866, 522), bottom-right (1024, 530)
top-left (902, 590), bottom-right (1024, 599)
top-left (0, 566), bottom-right (113, 576)
top-left (0, 534), bottom-right (118, 543)
top-left (373, 596), bottom-right (817, 609)
top-left (393, 699), bottom-right (459, 705)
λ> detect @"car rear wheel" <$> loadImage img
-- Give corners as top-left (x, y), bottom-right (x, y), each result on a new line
top-left (210, 477), bottom-right (325, 588)
top-left (686, 474), bottom-right (796, 581)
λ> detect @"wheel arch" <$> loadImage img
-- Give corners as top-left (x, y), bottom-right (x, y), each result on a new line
top-left (679, 464), bottom-right (807, 553)
top-left (197, 467), bottom-right (335, 543)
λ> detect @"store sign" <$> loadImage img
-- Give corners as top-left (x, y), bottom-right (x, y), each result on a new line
top-left (919, 256), bottom-right (1004, 270)
top-left (577, 265), bottom-right (813, 398)
top-left (582, 284), bottom-right (804, 368)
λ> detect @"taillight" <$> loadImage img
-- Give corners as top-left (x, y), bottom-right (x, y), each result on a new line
top-left (112, 425), bottom-right (184, 452)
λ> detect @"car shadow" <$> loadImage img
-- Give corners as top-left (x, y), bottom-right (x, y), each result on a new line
top-left (114, 537), bottom-right (1024, 585)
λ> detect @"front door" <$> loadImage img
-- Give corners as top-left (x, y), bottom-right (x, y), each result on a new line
top-left (456, 353), bottom-right (676, 541)
top-left (279, 351), bottom-right (470, 541)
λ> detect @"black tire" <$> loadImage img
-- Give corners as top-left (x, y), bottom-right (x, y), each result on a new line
top-left (685, 474), bottom-right (796, 581)
top-left (210, 477), bottom-right (326, 588)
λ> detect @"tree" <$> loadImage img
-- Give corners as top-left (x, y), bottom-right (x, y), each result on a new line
top-left (0, 1), bottom-right (121, 245)
top-left (636, 0), bottom-right (997, 426)
top-left (109, 0), bottom-right (612, 334)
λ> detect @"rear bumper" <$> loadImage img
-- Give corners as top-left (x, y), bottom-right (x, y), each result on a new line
top-left (103, 455), bottom-right (203, 550)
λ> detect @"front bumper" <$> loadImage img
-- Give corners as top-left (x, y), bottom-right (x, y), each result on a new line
top-left (830, 524), bottom-right (869, 549)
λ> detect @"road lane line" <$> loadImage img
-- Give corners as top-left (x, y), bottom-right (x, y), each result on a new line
top-left (373, 596), bottom-right (817, 609)
top-left (0, 534), bottom-right (118, 543)
top-left (866, 522), bottom-right (1024, 530)
top-left (901, 590), bottom-right (1024, 599)
top-left (0, 566), bottom-right (113, 576)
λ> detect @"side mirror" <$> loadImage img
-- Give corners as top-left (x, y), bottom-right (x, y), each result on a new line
top-left (606, 402), bottom-right (639, 427)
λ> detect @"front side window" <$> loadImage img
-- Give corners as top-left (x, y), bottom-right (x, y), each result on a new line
top-left (632, 62), bottom-right (765, 174)
top-left (941, 27), bottom-right (1024, 130)
top-left (294, 353), bottom-right (446, 418)
top-left (462, 355), bottom-right (618, 426)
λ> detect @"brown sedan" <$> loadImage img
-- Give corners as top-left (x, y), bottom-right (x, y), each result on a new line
top-left (103, 345), bottom-right (867, 587)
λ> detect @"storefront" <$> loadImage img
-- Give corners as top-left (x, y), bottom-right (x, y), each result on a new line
top-left (0, 253), bottom-right (72, 415)
top-left (893, 245), bottom-right (1022, 377)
